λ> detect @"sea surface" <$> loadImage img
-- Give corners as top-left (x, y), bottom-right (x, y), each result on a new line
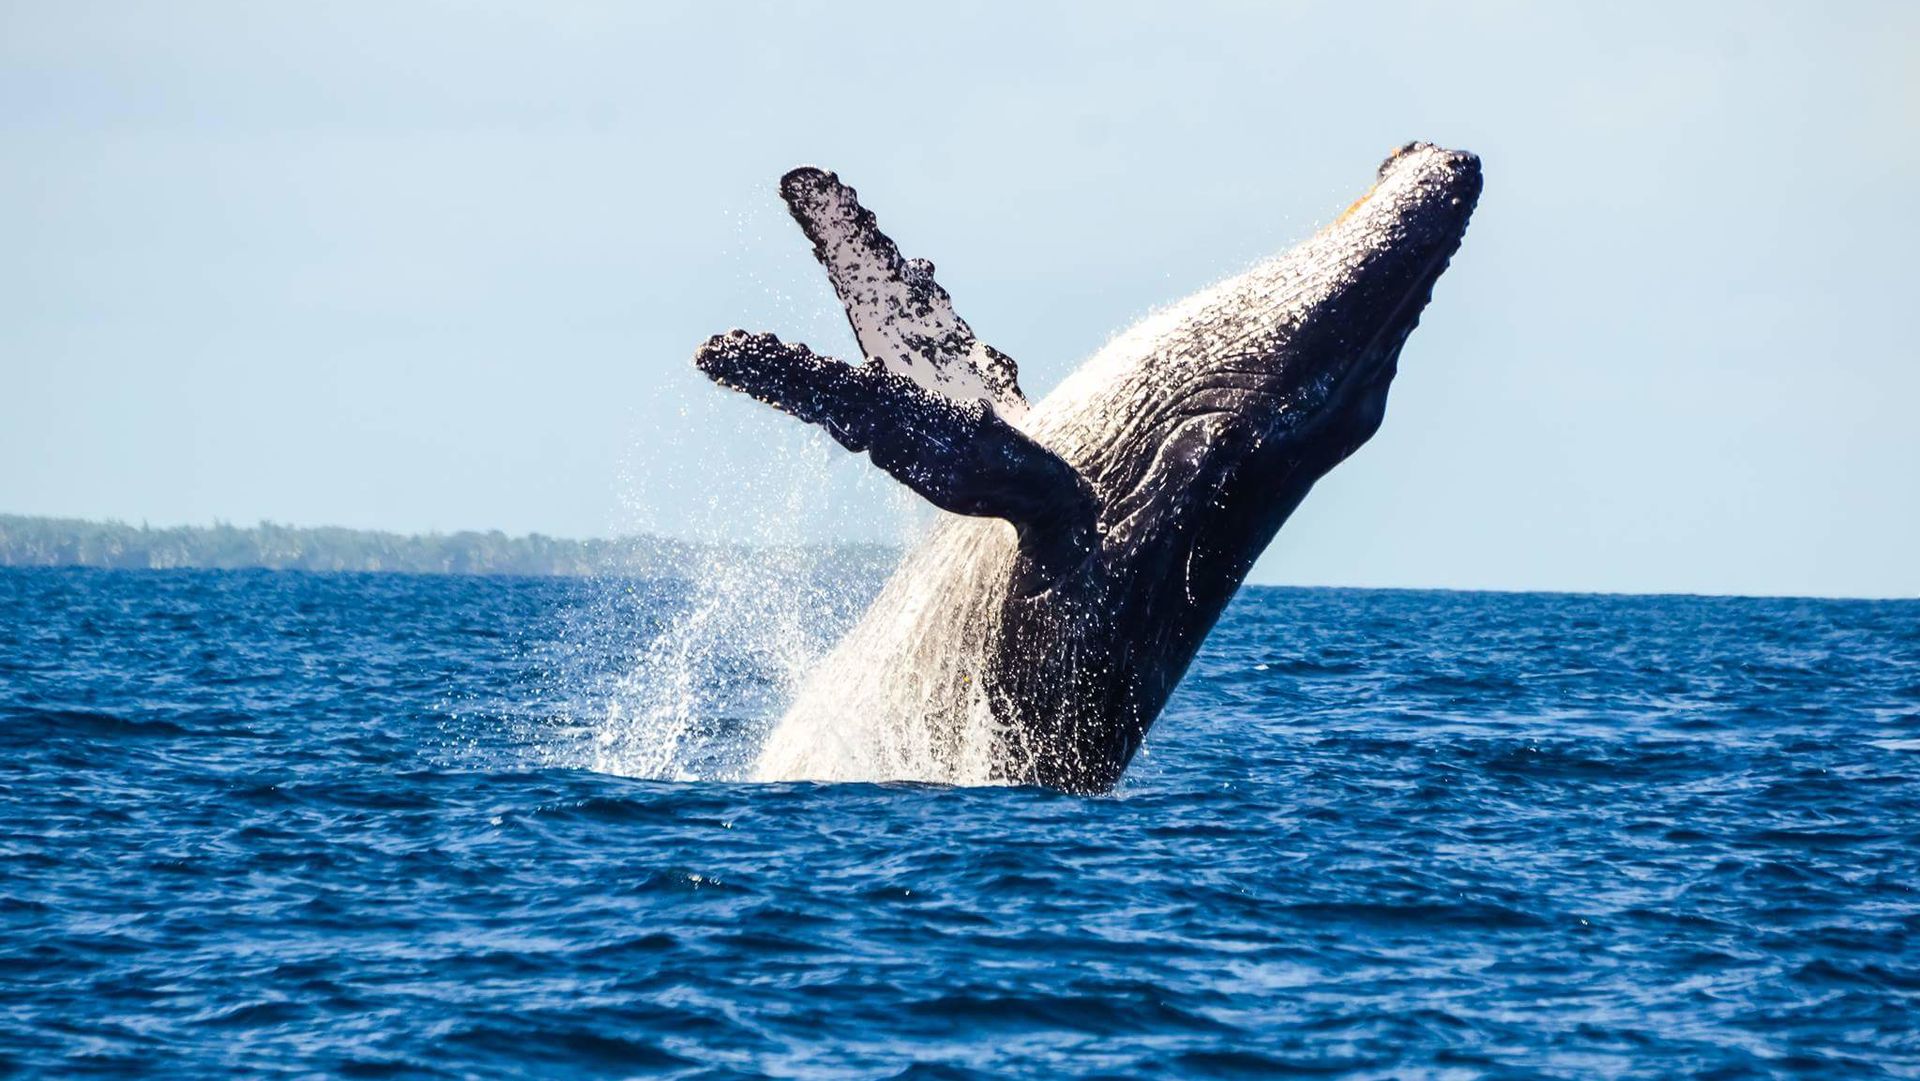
top-left (2, 567), bottom-right (1917, 1078)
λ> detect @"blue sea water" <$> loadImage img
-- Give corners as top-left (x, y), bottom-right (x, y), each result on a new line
top-left (2, 567), bottom-right (1917, 1079)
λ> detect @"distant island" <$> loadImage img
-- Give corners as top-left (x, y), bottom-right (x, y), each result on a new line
top-left (0, 514), bottom-right (896, 578)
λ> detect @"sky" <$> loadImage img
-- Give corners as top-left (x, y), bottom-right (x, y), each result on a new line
top-left (2, 1), bottom-right (1915, 597)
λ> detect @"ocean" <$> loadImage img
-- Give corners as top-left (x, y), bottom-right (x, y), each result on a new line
top-left (2, 567), bottom-right (1916, 1078)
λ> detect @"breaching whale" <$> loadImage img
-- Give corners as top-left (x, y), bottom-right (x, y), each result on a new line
top-left (695, 142), bottom-right (1481, 792)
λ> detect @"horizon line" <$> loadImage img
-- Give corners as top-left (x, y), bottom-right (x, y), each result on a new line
top-left (3, 512), bottom-right (1912, 604)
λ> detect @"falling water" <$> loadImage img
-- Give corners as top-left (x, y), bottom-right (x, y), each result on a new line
top-left (753, 514), bottom-right (1024, 785)
top-left (534, 412), bottom-right (1030, 786)
top-left (556, 426), bottom-right (907, 780)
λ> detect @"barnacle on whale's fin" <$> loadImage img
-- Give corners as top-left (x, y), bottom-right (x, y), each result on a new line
top-left (694, 330), bottom-right (1091, 581)
top-left (779, 167), bottom-right (1027, 419)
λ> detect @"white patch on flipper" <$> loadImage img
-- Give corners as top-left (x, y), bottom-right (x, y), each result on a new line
top-left (966, 340), bottom-right (1027, 424)
top-left (782, 168), bottom-right (1027, 419)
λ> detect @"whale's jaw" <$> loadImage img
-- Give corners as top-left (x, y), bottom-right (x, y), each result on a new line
top-left (699, 145), bottom-right (1482, 792)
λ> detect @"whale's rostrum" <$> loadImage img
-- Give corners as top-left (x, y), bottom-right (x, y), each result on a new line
top-left (695, 142), bottom-right (1482, 792)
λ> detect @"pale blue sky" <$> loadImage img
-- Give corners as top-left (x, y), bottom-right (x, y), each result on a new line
top-left (2, 2), bottom-right (1915, 596)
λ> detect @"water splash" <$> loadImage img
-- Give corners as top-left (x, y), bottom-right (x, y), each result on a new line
top-left (578, 544), bottom-right (855, 781)
top-left (527, 319), bottom-right (923, 780)
top-left (753, 514), bottom-right (1023, 786)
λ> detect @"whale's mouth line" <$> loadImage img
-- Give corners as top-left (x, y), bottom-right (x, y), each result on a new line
top-left (1258, 235), bottom-right (1465, 447)
top-left (1324, 186), bottom-right (1476, 400)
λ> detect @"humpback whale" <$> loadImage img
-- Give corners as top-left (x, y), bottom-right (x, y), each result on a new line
top-left (695, 142), bottom-right (1481, 792)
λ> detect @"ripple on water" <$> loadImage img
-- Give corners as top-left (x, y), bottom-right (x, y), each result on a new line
top-left (1, 570), bottom-right (1917, 1077)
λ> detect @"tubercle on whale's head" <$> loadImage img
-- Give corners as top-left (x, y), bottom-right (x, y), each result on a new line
top-left (1258, 142), bottom-right (1481, 446)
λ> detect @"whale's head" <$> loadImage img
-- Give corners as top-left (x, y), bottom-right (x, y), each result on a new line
top-left (1037, 142), bottom-right (1481, 649)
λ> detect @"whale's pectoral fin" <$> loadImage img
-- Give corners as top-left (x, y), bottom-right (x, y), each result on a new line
top-left (695, 330), bottom-right (1093, 581)
top-left (780, 167), bottom-right (1027, 418)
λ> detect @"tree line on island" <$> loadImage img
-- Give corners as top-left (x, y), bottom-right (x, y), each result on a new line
top-left (0, 514), bottom-right (896, 578)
